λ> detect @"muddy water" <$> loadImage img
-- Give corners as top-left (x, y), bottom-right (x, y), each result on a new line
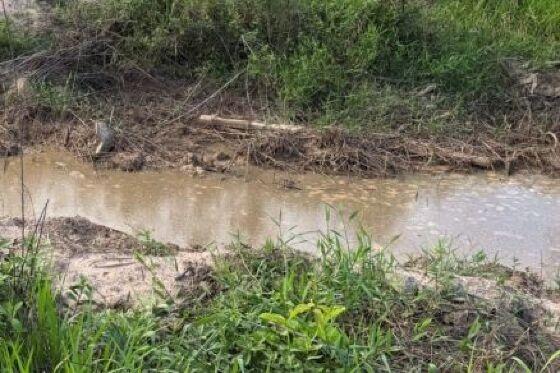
top-left (1, 152), bottom-right (560, 277)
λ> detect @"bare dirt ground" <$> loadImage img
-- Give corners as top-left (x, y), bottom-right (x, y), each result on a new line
top-left (0, 216), bottom-right (215, 308)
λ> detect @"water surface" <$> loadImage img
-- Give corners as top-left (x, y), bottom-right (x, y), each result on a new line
top-left (1, 152), bottom-right (559, 277)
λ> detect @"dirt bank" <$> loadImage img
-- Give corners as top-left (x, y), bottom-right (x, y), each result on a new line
top-left (0, 73), bottom-right (559, 177)
top-left (2, 108), bottom-right (558, 178)
top-left (0, 216), bottom-right (214, 308)
top-left (1, 0), bottom-right (560, 178)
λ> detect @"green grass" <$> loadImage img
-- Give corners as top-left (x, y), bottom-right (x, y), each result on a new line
top-left (2, 0), bottom-right (559, 130)
top-left (46, 0), bottom-right (560, 130)
top-left (137, 229), bottom-right (173, 256)
top-left (0, 19), bottom-right (47, 61)
top-left (0, 230), bottom-right (558, 371)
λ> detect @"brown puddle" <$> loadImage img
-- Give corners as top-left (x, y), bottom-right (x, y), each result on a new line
top-left (1, 152), bottom-right (560, 278)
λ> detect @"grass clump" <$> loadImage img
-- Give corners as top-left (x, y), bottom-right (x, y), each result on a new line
top-left (47, 0), bottom-right (560, 130)
top-left (0, 229), bottom-right (558, 371)
top-left (0, 20), bottom-right (44, 61)
top-left (137, 229), bottom-right (173, 256)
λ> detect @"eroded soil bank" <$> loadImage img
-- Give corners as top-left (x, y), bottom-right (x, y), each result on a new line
top-left (0, 216), bottom-right (213, 308)
top-left (2, 88), bottom-right (559, 177)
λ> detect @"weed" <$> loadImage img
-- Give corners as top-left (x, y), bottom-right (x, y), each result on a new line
top-left (0, 230), bottom-right (558, 371)
top-left (0, 20), bottom-right (45, 61)
top-left (32, 79), bottom-right (75, 118)
top-left (137, 229), bottom-right (172, 256)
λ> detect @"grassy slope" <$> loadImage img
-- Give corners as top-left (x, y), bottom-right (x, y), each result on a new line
top-left (36, 0), bottom-right (558, 131)
top-left (0, 233), bottom-right (559, 371)
top-left (0, 0), bottom-right (558, 133)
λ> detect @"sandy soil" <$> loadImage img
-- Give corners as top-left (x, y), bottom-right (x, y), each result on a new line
top-left (0, 216), bottom-right (214, 308)
top-left (0, 214), bottom-right (558, 349)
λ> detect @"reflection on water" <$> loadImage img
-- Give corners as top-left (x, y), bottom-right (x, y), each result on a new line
top-left (1, 152), bottom-right (559, 277)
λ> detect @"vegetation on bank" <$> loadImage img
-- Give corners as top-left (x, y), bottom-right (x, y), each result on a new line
top-left (0, 230), bottom-right (559, 371)
top-left (2, 0), bottom-right (560, 131)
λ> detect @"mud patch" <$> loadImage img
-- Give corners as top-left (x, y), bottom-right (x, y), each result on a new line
top-left (44, 216), bottom-right (150, 254)
top-left (57, 251), bottom-right (215, 309)
top-left (0, 216), bottom-right (213, 308)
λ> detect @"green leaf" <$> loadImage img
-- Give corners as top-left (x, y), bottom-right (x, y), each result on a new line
top-left (260, 313), bottom-right (287, 326)
top-left (467, 317), bottom-right (481, 339)
top-left (289, 303), bottom-right (314, 319)
top-left (541, 350), bottom-right (560, 372)
top-left (319, 305), bottom-right (346, 323)
top-left (313, 308), bottom-right (325, 326)
top-left (324, 325), bottom-right (344, 345)
top-left (292, 335), bottom-right (319, 352)
top-left (510, 357), bottom-right (531, 373)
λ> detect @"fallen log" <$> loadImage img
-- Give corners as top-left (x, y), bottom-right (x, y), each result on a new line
top-left (197, 114), bottom-right (305, 133)
top-left (406, 141), bottom-right (499, 169)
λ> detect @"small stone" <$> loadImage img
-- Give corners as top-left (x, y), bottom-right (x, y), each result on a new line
top-left (404, 276), bottom-right (419, 294)
top-left (94, 121), bottom-right (115, 156)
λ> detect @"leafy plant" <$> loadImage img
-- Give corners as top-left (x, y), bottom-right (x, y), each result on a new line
top-left (50, 0), bottom-right (560, 130)
top-left (260, 303), bottom-right (348, 353)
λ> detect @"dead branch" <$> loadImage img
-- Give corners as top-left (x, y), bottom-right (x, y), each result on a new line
top-left (197, 114), bottom-right (306, 133)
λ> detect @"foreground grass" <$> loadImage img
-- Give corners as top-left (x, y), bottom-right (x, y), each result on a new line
top-left (0, 232), bottom-right (558, 371)
top-left (3, 0), bottom-right (560, 131)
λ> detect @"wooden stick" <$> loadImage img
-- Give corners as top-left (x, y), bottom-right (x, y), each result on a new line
top-left (197, 114), bottom-right (305, 133)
